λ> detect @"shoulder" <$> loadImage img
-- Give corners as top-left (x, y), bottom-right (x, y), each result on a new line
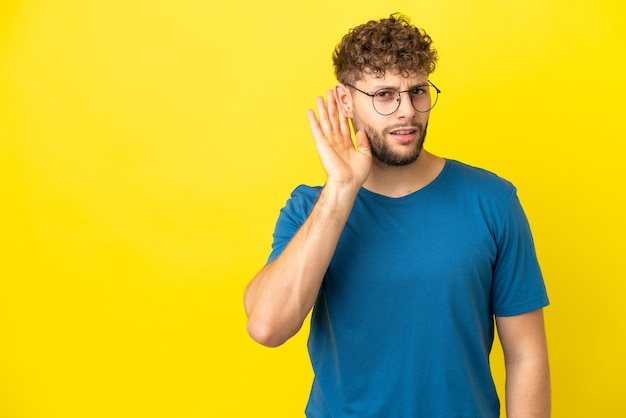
top-left (290, 184), bottom-right (323, 200)
top-left (444, 159), bottom-right (516, 197)
top-left (278, 184), bottom-right (323, 217)
top-left (287, 184), bottom-right (322, 206)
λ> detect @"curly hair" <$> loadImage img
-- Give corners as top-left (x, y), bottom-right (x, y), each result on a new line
top-left (333, 13), bottom-right (438, 85)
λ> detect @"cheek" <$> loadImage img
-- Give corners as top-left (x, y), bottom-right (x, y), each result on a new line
top-left (350, 108), bottom-right (362, 131)
top-left (351, 106), bottom-right (381, 133)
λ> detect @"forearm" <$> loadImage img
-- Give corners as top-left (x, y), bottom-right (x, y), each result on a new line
top-left (497, 309), bottom-right (550, 417)
top-left (504, 347), bottom-right (551, 417)
top-left (244, 182), bottom-right (358, 347)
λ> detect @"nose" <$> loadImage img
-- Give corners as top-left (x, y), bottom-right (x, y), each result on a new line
top-left (395, 91), bottom-right (416, 119)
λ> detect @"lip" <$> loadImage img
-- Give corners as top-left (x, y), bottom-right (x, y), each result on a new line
top-left (388, 127), bottom-right (418, 144)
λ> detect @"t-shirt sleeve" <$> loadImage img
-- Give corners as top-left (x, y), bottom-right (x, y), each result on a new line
top-left (266, 185), bottom-right (320, 265)
top-left (491, 190), bottom-right (549, 316)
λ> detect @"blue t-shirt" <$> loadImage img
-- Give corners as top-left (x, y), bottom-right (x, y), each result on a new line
top-left (268, 159), bottom-right (549, 418)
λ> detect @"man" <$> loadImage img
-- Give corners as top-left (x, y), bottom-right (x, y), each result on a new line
top-left (244, 14), bottom-right (550, 418)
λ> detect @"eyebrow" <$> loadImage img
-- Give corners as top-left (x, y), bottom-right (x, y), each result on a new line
top-left (369, 82), bottom-right (430, 91)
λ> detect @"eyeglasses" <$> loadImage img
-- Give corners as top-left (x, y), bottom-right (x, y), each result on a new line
top-left (345, 81), bottom-right (441, 116)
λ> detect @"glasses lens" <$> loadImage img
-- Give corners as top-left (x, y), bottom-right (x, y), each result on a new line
top-left (372, 89), bottom-right (401, 115)
top-left (372, 85), bottom-right (439, 115)
top-left (411, 84), bottom-right (438, 113)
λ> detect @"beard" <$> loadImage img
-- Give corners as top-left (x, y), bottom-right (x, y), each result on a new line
top-left (353, 118), bottom-right (428, 167)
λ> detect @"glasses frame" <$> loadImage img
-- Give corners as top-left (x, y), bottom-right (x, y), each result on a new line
top-left (345, 80), bottom-right (441, 116)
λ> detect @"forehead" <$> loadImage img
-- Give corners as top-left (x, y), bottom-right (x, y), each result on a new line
top-left (357, 69), bottom-right (428, 88)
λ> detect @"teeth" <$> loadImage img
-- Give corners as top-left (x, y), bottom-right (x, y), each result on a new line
top-left (393, 130), bottom-right (414, 135)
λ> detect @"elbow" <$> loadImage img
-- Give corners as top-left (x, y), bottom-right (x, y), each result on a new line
top-left (243, 273), bottom-right (301, 348)
top-left (246, 316), bottom-right (289, 348)
top-left (243, 290), bottom-right (285, 347)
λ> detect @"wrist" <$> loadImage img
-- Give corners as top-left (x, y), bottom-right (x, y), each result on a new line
top-left (323, 179), bottom-right (361, 201)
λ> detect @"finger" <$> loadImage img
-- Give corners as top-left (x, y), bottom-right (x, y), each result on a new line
top-left (337, 106), bottom-right (352, 144)
top-left (308, 108), bottom-right (343, 173)
top-left (354, 130), bottom-right (371, 155)
top-left (326, 90), bottom-right (340, 134)
top-left (315, 95), bottom-right (332, 136)
top-left (306, 108), bottom-right (324, 141)
top-left (331, 89), bottom-right (353, 143)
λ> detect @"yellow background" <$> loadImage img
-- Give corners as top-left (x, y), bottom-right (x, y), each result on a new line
top-left (1, 0), bottom-right (624, 416)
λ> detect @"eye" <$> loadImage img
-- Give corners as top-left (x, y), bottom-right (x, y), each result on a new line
top-left (374, 89), bottom-right (397, 101)
top-left (410, 86), bottom-right (428, 95)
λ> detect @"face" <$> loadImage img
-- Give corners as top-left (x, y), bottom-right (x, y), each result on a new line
top-left (347, 71), bottom-right (431, 167)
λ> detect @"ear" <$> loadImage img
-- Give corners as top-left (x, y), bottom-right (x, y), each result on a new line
top-left (334, 83), bottom-right (353, 119)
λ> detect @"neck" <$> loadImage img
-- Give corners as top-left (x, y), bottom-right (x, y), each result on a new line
top-left (362, 150), bottom-right (445, 198)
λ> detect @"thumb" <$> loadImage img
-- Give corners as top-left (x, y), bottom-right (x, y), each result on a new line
top-left (354, 130), bottom-right (371, 154)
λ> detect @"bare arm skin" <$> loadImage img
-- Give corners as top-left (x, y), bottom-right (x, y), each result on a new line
top-left (244, 89), bottom-right (371, 347)
top-left (496, 309), bottom-right (551, 418)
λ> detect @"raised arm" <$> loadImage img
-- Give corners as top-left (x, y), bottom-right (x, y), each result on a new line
top-left (496, 308), bottom-right (551, 417)
top-left (244, 88), bottom-right (371, 347)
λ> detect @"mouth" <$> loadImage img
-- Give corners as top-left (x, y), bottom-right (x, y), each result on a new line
top-left (388, 126), bottom-right (419, 144)
top-left (389, 127), bottom-right (418, 135)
